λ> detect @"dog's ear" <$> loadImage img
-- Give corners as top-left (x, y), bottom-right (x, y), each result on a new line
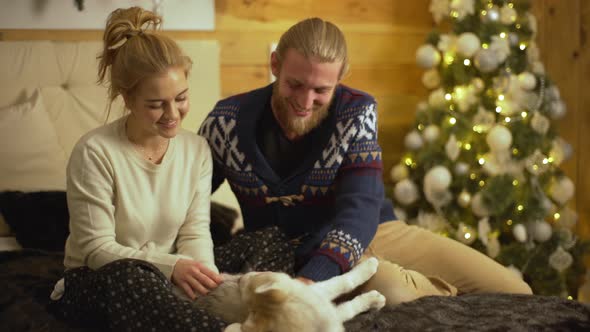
top-left (254, 281), bottom-right (288, 304)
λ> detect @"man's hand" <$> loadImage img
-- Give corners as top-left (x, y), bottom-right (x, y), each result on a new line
top-left (296, 276), bottom-right (315, 285)
top-left (172, 259), bottom-right (223, 299)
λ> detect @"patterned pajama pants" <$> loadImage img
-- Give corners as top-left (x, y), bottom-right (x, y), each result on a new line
top-left (51, 226), bottom-right (294, 331)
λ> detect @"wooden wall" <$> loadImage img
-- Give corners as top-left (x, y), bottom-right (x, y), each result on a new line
top-left (0, 0), bottom-right (588, 237)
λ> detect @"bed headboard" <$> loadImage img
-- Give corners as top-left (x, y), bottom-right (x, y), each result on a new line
top-left (0, 40), bottom-right (241, 235)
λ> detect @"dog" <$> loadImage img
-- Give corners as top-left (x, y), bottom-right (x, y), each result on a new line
top-left (191, 257), bottom-right (386, 332)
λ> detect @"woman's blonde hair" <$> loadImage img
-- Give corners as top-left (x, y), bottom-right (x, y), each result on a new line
top-left (97, 6), bottom-right (192, 118)
top-left (274, 17), bottom-right (349, 79)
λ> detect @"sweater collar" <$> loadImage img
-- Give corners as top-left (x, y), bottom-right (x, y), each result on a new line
top-left (237, 84), bottom-right (342, 186)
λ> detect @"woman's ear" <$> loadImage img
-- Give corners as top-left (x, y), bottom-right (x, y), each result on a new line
top-left (122, 92), bottom-right (134, 111)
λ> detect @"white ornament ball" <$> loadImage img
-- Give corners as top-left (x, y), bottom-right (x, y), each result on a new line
top-left (390, 163), bottom-right (409, 182)
top-left (550, 100), bottom-right (567, 119)
top-left (475, 49), bottom-right (499, 73)
top-left (416, 101), bottom-right (429, 113)
top-left (454, 162), bottom-right (470, 176)
top-left (486, 125), bottom-right (513, 152)
top-left (488, 7), bottom-right (500, 22)
top-left (428, 88), bottom-right (447, 109)
top-left (471, 193), bottom-right (490, 217)
top-left (533, 221), bottom-right (553, 242)
top-left (513, 223), bottom-right (528, 243)
top-left (518, 72), bottom-right (537, 91)
top-left (457, 190), bottom-right (472, 208)
top-left (472, 78), bottom-right (485, 93)
top-left (404, 130), bottom-right (424, 150)
top-left (394, 179), bottom-right (419, 206)
top-left (457, 33), bottom-right (481, 58)
top-left (549, 246), bottom-right (573, 272)
top-left (416, 44), bottom-right (441, 69)
top-left (550, 176), bottom-right (575, 205)
top-left (422, 69), bottom-right (441, 89)
top-left (423, 125), bottom-right (441, 143)
top-left (424, 165), bottom-right (452, 192)
top-left (506, 265), bottom-right (524, 280)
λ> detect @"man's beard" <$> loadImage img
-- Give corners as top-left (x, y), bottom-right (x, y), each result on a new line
top-left (271, 83), bottom-right (331, 138)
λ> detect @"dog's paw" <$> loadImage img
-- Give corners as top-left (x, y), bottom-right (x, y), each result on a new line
top-left (358, 257), bottom-right (379, 275)
top-left (365, 290), bottom-right (386, 310)
top-left (224, 323), bottom-right (243, 332)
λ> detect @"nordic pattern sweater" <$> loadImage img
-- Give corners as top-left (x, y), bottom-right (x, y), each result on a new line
top-left (198, 84), bottom-right (395, 281)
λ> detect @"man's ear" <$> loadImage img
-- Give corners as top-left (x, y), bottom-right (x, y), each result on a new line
top-left (270, 51), bottom-right (281, 78)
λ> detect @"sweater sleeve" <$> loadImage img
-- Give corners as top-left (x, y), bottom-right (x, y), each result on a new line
top-left (197, 115), bottom-right (227, 194)
top-left (175, 139), bottom-right (219, 273)
top-left (297, 102), bottom-right (383, 281)
top-left (66, 143), bottom-right (181, 279)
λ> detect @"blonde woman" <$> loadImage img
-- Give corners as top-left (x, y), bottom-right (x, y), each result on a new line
top-left (50, 7), bottom-right (293, 331)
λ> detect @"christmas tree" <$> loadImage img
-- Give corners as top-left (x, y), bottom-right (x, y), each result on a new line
top-left (388, 0), bottom-right (589, 298)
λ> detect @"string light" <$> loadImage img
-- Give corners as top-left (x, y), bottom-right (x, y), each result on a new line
top-left (404, 157), bottom-right (413, 166)
top-left (542, 158), bottom-right (549, 164)
top-left (481, 10), bottom-right (487, 16)
top-left (519, 43), bottom-right (527, 50)
top-left (418, 124), bottom-right (425, 130)
top-left (517, 205), bottom-right (524, 212)
top-left (478, 157), bottom-right (486, 165)
top-left (444, 54), bottom-right (455, 64)
top-left (512, 180), bottom-right (519, 186)
top-left (498, 94), bottom-right (505, 101)
top-left (445, 93), bottom-right (453, 101)
top-left (521, 112), bottom-right (528, 118)
top-left (554, 213), bottom-right (561, 220)
top-left (512, 148), bottom-right (519, 155)
top-left (451, 11), bottom-right (459, 18)
top-left (464, 59), bottom-right (471, 66)
top-left (449, 117), bottom-right (457, 125)
top-left (464, 143), bottom-right (472, 150)
top-left (500, 32), bottom-right (507, 38)
top-left (506, 219), bottom-right (513, 226)
top-left (508, 2), bottom-right (514, 8)
top-left (479, 180), bottom-right (485, 187)
top-left (496, 106), bottom-right (502, 113)
top-left (516, 23), bottom-right (521, 29)
top-left (473, 125), bottom-right (483, 133)
top-left (505, 117), bottom-right (511, 123)
top-left (470, 173), bottom-right (477, 180)
top-left (482, 43), bottom-right (489, 49)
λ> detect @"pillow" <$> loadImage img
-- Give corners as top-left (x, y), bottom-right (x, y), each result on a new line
top-left (0, 212), bottom-right (11, 236)
top-left (0, 90), bottom-right (67, 191)
top-left (0, 191), bottom-right (69, 251)
top-left (0, 191), bottom-right (239, 251)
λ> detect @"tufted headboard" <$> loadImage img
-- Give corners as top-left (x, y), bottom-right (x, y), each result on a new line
top-left (0, 40), bottom-right (241, 235)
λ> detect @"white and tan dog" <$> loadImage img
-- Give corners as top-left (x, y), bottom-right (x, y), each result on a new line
top-left (192, 257), bottom-right (385, 332)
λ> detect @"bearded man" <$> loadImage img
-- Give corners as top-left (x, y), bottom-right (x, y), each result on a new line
top-left (198, 17), bottom-right (531, 305)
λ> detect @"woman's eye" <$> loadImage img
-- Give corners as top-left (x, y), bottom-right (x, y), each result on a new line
top-left (176, 96), bottom-right (187, 102)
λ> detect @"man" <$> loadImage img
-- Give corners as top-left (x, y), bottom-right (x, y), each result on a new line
top-left (199, 17), bottom-right (532, 304)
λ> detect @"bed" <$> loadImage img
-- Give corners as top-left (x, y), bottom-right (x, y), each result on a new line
top-left (1, 40), bottom-right (589, 331)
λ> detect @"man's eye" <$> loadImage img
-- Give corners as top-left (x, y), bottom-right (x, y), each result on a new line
top-left (148, 104), bottom-right (162, 109)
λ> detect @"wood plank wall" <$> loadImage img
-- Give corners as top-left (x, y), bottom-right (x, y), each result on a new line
top-left (0, 0), bottom-right (588, 237)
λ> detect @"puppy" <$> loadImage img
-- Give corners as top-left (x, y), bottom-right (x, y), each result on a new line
top-left (193, 257), bottom-right (385, 332)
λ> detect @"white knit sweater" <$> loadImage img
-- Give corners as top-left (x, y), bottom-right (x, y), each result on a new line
top-left (63, 116), bottom-right (217, 279)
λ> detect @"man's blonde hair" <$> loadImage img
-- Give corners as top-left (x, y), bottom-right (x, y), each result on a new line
top-left (97, 6), bottom-right (192, 119)
top-left (275, 17), bottom-right (349, 79)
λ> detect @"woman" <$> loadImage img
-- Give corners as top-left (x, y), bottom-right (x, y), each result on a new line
top-left (50, 7), bottom-right (293, 331)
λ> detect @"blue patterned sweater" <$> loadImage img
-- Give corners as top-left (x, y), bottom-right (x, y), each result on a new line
top-left (198, 84), bottom-right (395, 281)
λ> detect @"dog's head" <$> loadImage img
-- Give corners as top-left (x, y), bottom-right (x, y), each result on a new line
top-left (237, 272), bottom-right (334, 332)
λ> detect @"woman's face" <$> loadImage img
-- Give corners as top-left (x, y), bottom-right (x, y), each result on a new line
top-left (124, 66), bottom-right (189, 139)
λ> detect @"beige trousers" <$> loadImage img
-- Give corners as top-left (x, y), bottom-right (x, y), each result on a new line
top-left (359, 221), bottom-right (533, 305)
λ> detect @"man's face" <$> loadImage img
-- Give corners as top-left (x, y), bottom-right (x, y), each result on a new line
top-left (270, 48), bottom-right (342, 140)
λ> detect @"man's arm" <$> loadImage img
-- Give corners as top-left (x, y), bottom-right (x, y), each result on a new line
top-left (297, 102), bottom-right (385, 281)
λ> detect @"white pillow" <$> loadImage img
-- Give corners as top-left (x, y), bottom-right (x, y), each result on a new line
top-left (0, 90), bottom-right (67, 191)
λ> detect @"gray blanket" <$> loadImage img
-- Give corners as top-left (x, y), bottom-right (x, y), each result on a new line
top-left (2, 250), bottom-right (589, 331)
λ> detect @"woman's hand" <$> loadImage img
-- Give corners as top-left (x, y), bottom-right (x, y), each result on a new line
top-left (172, 259), bottom-right (223, 299)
